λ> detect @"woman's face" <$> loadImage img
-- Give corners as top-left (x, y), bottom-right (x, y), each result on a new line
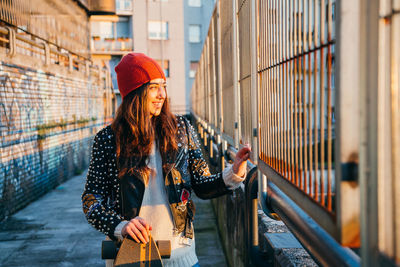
top-left (147, 78), bottom-right (167, 118)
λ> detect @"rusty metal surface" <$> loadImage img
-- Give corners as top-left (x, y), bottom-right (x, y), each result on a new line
top-left (258, 0), bottom-right (335, 216)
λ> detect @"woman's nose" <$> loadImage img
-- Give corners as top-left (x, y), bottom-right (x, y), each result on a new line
top-left (157, 86), bottom-right (166, 99)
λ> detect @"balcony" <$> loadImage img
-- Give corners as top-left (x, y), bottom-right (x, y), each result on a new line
top-left (91, 36), bottom-right (133, 54)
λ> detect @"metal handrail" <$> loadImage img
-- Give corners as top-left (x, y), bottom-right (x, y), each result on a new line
top-left (223, 141), bottom-right (360, 266)
top-left (267, 180), bottom-right (360, 266)
top-left (0, 26), bottom-right (92, 66)
top-left (244, 165), bottom-right (265, 267)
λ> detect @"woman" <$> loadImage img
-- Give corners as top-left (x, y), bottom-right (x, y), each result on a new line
top-left (82, 53), bottom-right (250, 267)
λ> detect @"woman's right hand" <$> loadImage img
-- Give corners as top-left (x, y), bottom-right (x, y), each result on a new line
top-left (121, 216), bottom-right (152, 243)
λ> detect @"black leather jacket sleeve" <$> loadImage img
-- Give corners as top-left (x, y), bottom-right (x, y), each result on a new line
top-left (184, 118), bottom-right (231, 199)
top-left (81, 129), bottom-right (122, 238)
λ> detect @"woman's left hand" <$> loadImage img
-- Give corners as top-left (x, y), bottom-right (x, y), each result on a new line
top-left (232, 144), bottom-right (251, 178)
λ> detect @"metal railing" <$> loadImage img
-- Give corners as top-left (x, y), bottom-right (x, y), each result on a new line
top-left (0, 0), bottom-right (90, 58)
top-left (258, 0), bottom-right (335, 213)
top-left (190, 0), bottom-right (399, 266)
top-left (91, 37), bottom-right (133, 53)
top-left (196, 119), bottom-right (359, 266)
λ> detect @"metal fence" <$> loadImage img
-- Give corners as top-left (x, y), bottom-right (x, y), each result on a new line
top-left (191, 0), bottom-right (399, 265)
top-left (257, 0), bottom-right (337, 242)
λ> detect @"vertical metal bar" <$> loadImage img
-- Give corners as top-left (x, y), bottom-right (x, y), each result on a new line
top-left (207, 39), bottom-right (211, 124)
top-left (313, 0), bottom-right (319, 202)
top-left (293, 55), bottom-right (300, 186)
top-left (260, 0), bottom-right (264, 70)
top-left (277, 0), bottom-right (280, 172)
top-left (299, 0), bottom-right (302, 54)
top-left (278, 0), bottom-right (283, 174)
top-left (299, 0), bottom-right (305, 190)
top-left (281, 0), bottom-right (285, 177)
top-left (283, 62), bottom-right (288, 177)
top-left (265, 0), bottom-right (269, 164)
top-left (308, 0), bottom-right (313, 198)
top-left (264, 0), bottom-right (268, 163)
top-left (392, 1), bottom-right (400, 262)
top-left (359, 0), bottom-right (379, 263)
top-left (326, 0), bottom-right (333, 211)
top-left (272, 0), bottom-right (276, 169)
top-left (285, 0), bottom-right (290, 178)
top-left (289, 0), bottom-right (293, 59)
top-left (303, 0), bottom-right (309, 193)
top-left (286, 0), bottom-right (290, 60)
top-left (273, 58), bottom-right (277, 170)
top-left (320, 0), bottom-right (326, 207)
top-left (261, 73), bottom-right (264, 162)
top-left (378, 0), bottom-right (394, 259)
top-left (290, 60), bottom-right (295, 184)
top-left (251, 0), bottom-right (258, 165)
top-left (217, 1), bottom-right (224, 134)
top-left (286, 62), bottom-right (291, 180)
top-left (294, 54), bottom-right (299, 187)
top-left (299, 61), bottom-right (304, 190)
top-left (279, 64), bottom-right (284, 175)
top-left (265, 72), bottom-right (268, 164)
top-left (268, 0), bottom-right (272, 69)
top-left (233, 0), bottom-right (240, 149)
top-left (269, 69), bottom-right (272, 166)
top-left (293, 0), bottom-right (299, 186)
top-left (289, 0), bottom-right (293, 182)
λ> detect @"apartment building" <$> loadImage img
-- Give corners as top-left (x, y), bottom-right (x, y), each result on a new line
top-left (90, 0), bottom-right (215, 113)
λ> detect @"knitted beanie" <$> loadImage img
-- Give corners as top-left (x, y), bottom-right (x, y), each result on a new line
top-left (115, 53), bottom-right (166, 99)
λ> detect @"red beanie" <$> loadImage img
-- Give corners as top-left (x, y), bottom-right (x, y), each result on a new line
top-left (115, 53), bottom-right (166, 99)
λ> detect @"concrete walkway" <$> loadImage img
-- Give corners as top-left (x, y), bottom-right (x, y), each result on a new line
top-left (0, 171), bottom-right (227, 267)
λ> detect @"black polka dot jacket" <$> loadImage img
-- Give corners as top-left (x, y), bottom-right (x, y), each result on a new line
top-left (81, 115), bottom-right (231, 241)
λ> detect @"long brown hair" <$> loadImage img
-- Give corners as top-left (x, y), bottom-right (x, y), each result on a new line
top-left (111, 83), bottom-right (178, 183)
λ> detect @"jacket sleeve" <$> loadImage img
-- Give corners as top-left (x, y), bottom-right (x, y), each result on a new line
top-left (183, 117), bottom-right (231, 199)
top-left (81, 130), bottom-right (122, 239)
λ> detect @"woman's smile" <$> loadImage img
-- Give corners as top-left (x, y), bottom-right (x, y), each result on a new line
top-left (152, 101), bottom-right (164, 108)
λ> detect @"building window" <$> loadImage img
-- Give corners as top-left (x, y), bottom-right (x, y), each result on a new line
top-left (148, 21), bottom-right (169, 40)
top-left (156, 60), bottom-right (170, 77)
top-left (189, 25), bottom-right (201, 43)
top-left (189, 61), bottom-right (198, 78)
top-left (188, 0), bottom-right (201, 7)
top-left (116, 0), bottom-right (133, 12)
top-left (91, 21), bottom-right (113, 38)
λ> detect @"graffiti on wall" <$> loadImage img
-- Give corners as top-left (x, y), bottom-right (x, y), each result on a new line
top-left (0, 62), bottom-right (110, 220)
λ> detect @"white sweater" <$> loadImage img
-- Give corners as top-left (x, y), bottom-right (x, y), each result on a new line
top-left (114, 143), bottom-right (245, 267)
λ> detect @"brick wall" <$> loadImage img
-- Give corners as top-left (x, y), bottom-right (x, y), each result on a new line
top-left (0, 57), bottom-right (114, 220)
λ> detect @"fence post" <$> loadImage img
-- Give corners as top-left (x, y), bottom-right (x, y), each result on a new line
top-left (359, 0), bottom-right (380, 265)
top-left (41, 41), bottom-right (50, 66)
top-left (251, 0), bottom-right (258, 165)
top-left (6, 26), bottom-right (16, 57)
top-left (335, 0), bottom-right (362, 247)
top-left (232, 0), bottom-right (240, 149)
